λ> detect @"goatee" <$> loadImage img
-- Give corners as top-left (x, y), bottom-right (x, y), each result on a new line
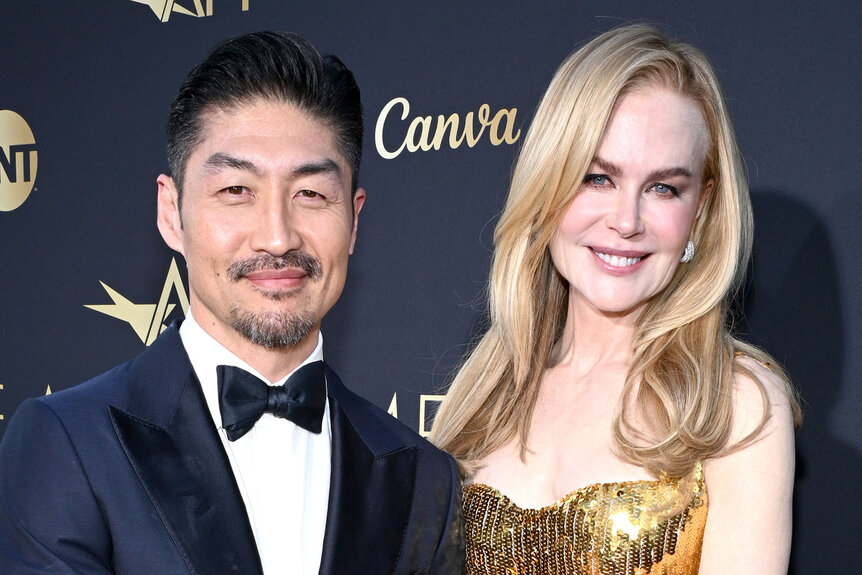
top-left (227, 251), bottom-right (323, 348)
top-left (230, 308), bottom-right (317, 349)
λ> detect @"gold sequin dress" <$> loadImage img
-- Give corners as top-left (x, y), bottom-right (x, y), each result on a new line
top-left (462, 462), bottom-right (707, 575)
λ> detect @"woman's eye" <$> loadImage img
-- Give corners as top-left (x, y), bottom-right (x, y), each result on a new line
top-left (585, 174), bottom-right (609, 187)
top-left (653, 183), bottom-right (679, 196)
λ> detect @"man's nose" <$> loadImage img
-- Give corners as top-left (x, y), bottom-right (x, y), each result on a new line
top-left (250, 195), bottom-right (301, 256)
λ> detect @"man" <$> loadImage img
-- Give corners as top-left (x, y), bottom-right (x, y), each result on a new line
top-left (0, 32), bottom-right (464, 575)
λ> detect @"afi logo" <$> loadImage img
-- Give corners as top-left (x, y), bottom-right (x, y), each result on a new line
top-left (131, 0), bottom-right (249, 22)
top-left (0, 110), bottom-right (38, 212)
top-left (86, 258), bottom-right (189, 346)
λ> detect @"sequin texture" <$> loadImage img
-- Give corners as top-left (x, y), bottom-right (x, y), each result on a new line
top-left (463, 462), bottom-right (707, 574)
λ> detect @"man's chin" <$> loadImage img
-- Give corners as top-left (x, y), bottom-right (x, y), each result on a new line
top-left (230, 308), bottom-right (317, 350)
top-left (249, 285), bottom-right (304, 302)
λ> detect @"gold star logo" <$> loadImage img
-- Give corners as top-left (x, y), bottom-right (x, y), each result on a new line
top-left (85, 258), bottom-right (189, 346)
top-left (129, 0), bottom-right (249, 22)
top-left (130, 0), bottom-right (208, 21)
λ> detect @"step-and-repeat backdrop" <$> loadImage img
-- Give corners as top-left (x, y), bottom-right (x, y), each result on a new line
top-left (2, 1), bottom-right (859, 571)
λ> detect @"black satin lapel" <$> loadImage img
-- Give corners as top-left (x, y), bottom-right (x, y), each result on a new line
top-left (318, 398), bottom-right (418, 575)
top-left (110, 374), bottom-right (262, 575)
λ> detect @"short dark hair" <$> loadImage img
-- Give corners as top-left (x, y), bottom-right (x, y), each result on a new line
top-left (166, 31), bottom-right (363, 203)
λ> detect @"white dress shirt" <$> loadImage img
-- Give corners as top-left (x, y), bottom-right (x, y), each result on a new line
top-left (180, 311), bottom-right (331, 575)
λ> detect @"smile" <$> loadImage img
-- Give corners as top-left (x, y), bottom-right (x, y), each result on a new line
top-left (592, 249), bottom-right (643, 268)
top-left (242, 269), bottom-right (308, 292)
top-left (244, 269), bottom-right (308, 281)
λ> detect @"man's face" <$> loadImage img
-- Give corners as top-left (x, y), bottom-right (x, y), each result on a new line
top-left (158, 99), bottom-right (364, 357)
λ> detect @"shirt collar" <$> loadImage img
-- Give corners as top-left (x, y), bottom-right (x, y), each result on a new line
top-left (179, 308), bottom-right (325, 428)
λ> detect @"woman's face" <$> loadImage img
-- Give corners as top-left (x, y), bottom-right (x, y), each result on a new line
top-left (550, 87), bottom-right (712, 320)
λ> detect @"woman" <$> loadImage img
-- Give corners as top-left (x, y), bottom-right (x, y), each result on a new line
top-left (431, 24), bottom-right (801, 575)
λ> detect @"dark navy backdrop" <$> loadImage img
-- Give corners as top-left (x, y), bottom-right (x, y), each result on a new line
top-left (2, 1), bottom-right (859, 572)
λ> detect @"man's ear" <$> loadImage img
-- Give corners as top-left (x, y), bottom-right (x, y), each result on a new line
top-left (157, 174), bottom-right (185, 256)
top-left (348, 187), bottom-right (366, 255)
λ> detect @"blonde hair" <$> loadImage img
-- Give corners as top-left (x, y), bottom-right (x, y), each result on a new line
top-left (430, 24), bottom-right (801, 478)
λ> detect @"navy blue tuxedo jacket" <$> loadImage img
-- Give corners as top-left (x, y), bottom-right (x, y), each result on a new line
top-left (0, 325), bottom-right (464, 574)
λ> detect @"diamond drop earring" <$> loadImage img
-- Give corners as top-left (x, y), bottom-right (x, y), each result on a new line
top-left (680, 240), bottom-right (695, 263)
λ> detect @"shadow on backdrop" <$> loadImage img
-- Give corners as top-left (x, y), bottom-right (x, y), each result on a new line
top-left (739, 190), bottom-right (860, 573)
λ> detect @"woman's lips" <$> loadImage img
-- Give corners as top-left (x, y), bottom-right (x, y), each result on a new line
top-left (590, 247), bottom-right (648, 271)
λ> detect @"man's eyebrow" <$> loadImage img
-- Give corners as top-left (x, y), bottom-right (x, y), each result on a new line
top-left (590, 156), bottom-right (693, 181)
top-left (202, 153), bottom-right (263, 176)
top-left (290, 158), bottom-right (342, 179)
top-left (201, 154), bottom-right (342, 181)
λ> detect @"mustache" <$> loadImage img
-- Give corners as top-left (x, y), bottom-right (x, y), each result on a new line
top-left (227, 251), bottom-right (323, 282)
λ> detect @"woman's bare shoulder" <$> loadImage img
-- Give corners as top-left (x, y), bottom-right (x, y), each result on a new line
top-left (730, 354), bottom-right (796, 442)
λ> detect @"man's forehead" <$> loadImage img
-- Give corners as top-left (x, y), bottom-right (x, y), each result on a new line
top-left (188, 99), bottom-right (348, 172)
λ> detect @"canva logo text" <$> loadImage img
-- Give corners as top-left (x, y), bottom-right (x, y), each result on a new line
top-left (375, 97), bottom-right (520, 159)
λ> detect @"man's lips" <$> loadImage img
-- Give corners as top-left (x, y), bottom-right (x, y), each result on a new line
top-left (243, 268), bottom-right (308, 288)
top-left (228, 252), bottom-right (322, 283)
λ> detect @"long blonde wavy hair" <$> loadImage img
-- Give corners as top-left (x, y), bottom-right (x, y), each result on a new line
top-left (430, 24), bottom-right (802, 478)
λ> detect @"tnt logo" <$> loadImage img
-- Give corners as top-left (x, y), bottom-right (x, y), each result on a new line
top-left (131, 0), bottom-right (249, 22)
top-left (0, 110), bottom-right (38, 212)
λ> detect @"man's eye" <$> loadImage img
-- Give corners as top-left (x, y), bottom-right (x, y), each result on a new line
top-left (298, 189), bottom-right (323, 199)
top-left (223, 186), bottom-right (246, 195)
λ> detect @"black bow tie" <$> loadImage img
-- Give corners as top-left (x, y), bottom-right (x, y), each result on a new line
top-left (216, 361), bottom-right (327, 441)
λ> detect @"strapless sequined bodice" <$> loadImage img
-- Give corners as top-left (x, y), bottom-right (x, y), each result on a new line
top-left (463, 462), bottom-right (707, 575)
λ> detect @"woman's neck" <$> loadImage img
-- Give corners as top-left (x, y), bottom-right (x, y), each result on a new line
top-left (550, 298), bottom-right (640, 375)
